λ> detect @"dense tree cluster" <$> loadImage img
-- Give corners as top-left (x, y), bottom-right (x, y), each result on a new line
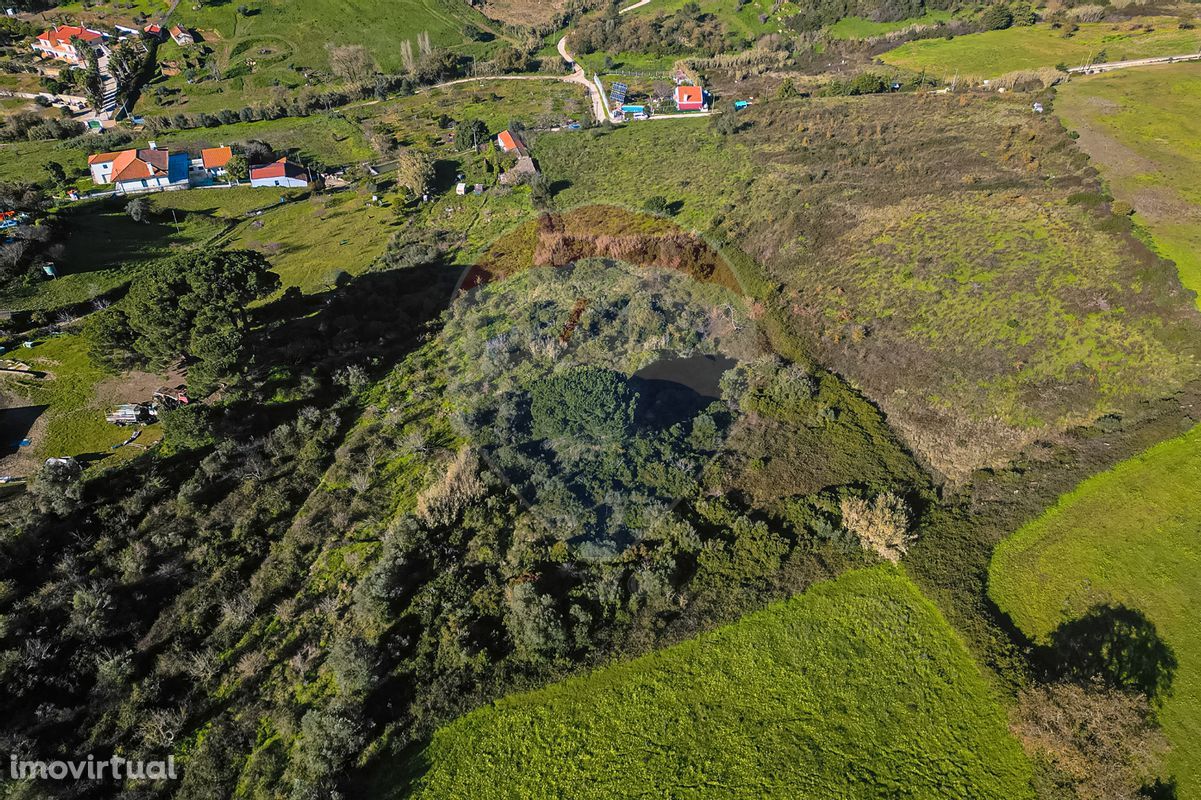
top-left (84, 250), bottom-right (280, 392)
top-left (573, 3), bottom-right (738, 58)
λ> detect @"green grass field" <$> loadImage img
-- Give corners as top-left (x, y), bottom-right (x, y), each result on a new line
top-left (1056, 63), bottom-right (1201, 306)
top-left (828, 10), bottom-right (953, 40)
top-left (990, 425), bottom-right (1201, 797)
top-left (224, 189), bottom-right (398, 293)
top-left (880, 18), bottom-right (1201, 78)
top-left (400, 567), bottom-right (1033, 799)
top-left (58, 0), bottom-right (502, 74)
top-left (3, 333), bottom-right (160, 464)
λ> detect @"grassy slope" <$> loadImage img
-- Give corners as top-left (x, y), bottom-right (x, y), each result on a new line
top-left (532, 101), bottom-right (1201, 479)
top-left (880, 18), bottom-right (1201, 78)
top-left (402, 567), bottom-right (1033, 799)
top-left (56, 0), bottom-right (499, 73)
top-left (224, 189), bottom-right (397, 294)
top-left (1056, 63), bottom-right (1201, 306)
top-left (828, 10), bottom-right (953, 40)
top-left (6, 333), bottom-right (159, 461)
top-left (990, 425), bottom-right (1201, 797)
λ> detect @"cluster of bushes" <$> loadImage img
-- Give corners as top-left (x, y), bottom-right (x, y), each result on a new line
top-left (0, 112), bottom-right (83, 143)
top-left (144, 50), bottom-right (464, 132)
top-left (84, 250), bottom-right (281, 394)
top-left (573, 2), bottom-right (740, 58)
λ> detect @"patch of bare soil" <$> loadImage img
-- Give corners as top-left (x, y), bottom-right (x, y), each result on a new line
top-left (93, 366), bottom-right (184, 408)
top-left (1131, 185), bottom-right (1201, 224)
top-left (1068, 117), bottom-right (1159, 180)
top-left (471, 206), bottom-right (741, 291)
top-left (479, 0), bottom-right (568, 28)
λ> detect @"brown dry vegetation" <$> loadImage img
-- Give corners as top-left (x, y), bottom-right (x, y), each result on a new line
top-left (472, 205), bottom-right (740, 290)
top-left (717, 93), bottom-right (1201, 481)
top-left (478, 0), bottom-right (570, 28)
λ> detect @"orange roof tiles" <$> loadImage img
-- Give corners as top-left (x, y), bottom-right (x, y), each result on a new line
top-left (201, 146), bottom-right (232, 169)
top-left (38, 25), bottom-right (104, 45)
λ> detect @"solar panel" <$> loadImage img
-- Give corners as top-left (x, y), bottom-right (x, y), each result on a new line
top-left (610, 81), bottom-right (628, 106)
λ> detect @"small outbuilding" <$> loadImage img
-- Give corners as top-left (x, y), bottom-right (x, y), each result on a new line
top-left (169, 25), bottom-right (195, 46)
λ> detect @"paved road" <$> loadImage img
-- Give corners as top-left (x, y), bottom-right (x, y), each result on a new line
top-left (1068, 51), bottom-right (1201, 74)
top-left (619, 0), bottom-right (652, 13)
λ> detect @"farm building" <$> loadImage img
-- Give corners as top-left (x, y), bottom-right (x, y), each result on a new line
top-left (169, 25), bottom-right (195, 46)
top-left (31, 25), bottom-right (106, 64)
top-left (249, 158), bottom-right (309, 188)
top-left (87, 145), bottom-right (190, 194)
top-left (499, 156), bottom-right (538, 186)
top-left (673, 85), bottom-right (706, 112)
top-left (497, 130), bottom-right (523, 154)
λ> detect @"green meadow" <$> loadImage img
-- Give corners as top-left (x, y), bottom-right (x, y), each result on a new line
top-left (880, 19), bottom-right (1201, 78)
top-left (1056, 63), bottom-right (1201, 305)
top-left (990, 425), bottom-right (1201, 797)
top-left (57, 0), bottom-right (502, 73)
top-left (4, 333), bottom-right (160, 463)
top-left (401, 567), bottom-right (1034, 799)
top-left (827, 10), bottom-right (953, 40)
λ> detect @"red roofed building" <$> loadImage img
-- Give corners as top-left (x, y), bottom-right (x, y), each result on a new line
top-left (201, 146), bottom-right (233, 173)
top-left (249, 158), bottom-right (309, 188)
top-left (32, 25), bottom-right (107, 64)
top-left (497, 130), bottom-right (521, 154)
top-left (170, 25), bottom-right (195, 45)
top-left (88, 145), bottom-right (190, 193)
top-left (673, 85), bottom-right (706, 112)
top-left (143, 24), bottom-right (164, 41)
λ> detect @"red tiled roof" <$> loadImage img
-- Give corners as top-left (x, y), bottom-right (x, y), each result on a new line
top-left (497, 130), bottom-right (518, 152)
top-left (91, 148), bottom-right (170, 182)
top-left (201, 146), bottom-right (232, 169)
top-left (144, 24), bottom-right (162, 34)
top-left (37, 25), bottom-right (104, 46)
top-left (675, 85), bottom-right (703, 105)
top-left (87, 150), bottom-right (124, 165)
top-left (250, 157), bottom-right (306, 180)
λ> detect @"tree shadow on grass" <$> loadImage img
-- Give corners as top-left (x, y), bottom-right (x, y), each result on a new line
top-left (1038, 603), bottom-right (1177, 702)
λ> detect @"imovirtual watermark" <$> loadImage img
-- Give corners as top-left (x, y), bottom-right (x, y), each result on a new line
top-left (8, 754), bottom-right (178, 781)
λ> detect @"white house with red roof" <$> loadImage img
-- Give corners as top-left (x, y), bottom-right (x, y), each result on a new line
top-left (32, 25), bottom-right (107, 65)
top-left (87, 144), bottom-right (190, 194)
top-left (169, 25), bottom-right (195, 46)
top-left (249, 158), bottom-right (309, 188)
top-left (673, 85), bottom-right (706, 112)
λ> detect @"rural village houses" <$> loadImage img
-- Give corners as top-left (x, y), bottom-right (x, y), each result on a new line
top-left (87, 144), bottom-right (308, 194)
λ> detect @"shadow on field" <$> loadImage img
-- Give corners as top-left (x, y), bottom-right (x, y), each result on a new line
top-left (1038, 603), bottom-right (1177, 702)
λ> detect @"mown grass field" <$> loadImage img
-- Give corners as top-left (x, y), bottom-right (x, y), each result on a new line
top-left (990, 424), bottom-right (1201, 798)
top-left (1056, 63), bottom-right (1201, 306)
top-left (399, 567), bottom-right (1034, 798)
top-left (880, 18), bottom-right (1201, 78)
top-left (0, 187), bottom-right (305, 312)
